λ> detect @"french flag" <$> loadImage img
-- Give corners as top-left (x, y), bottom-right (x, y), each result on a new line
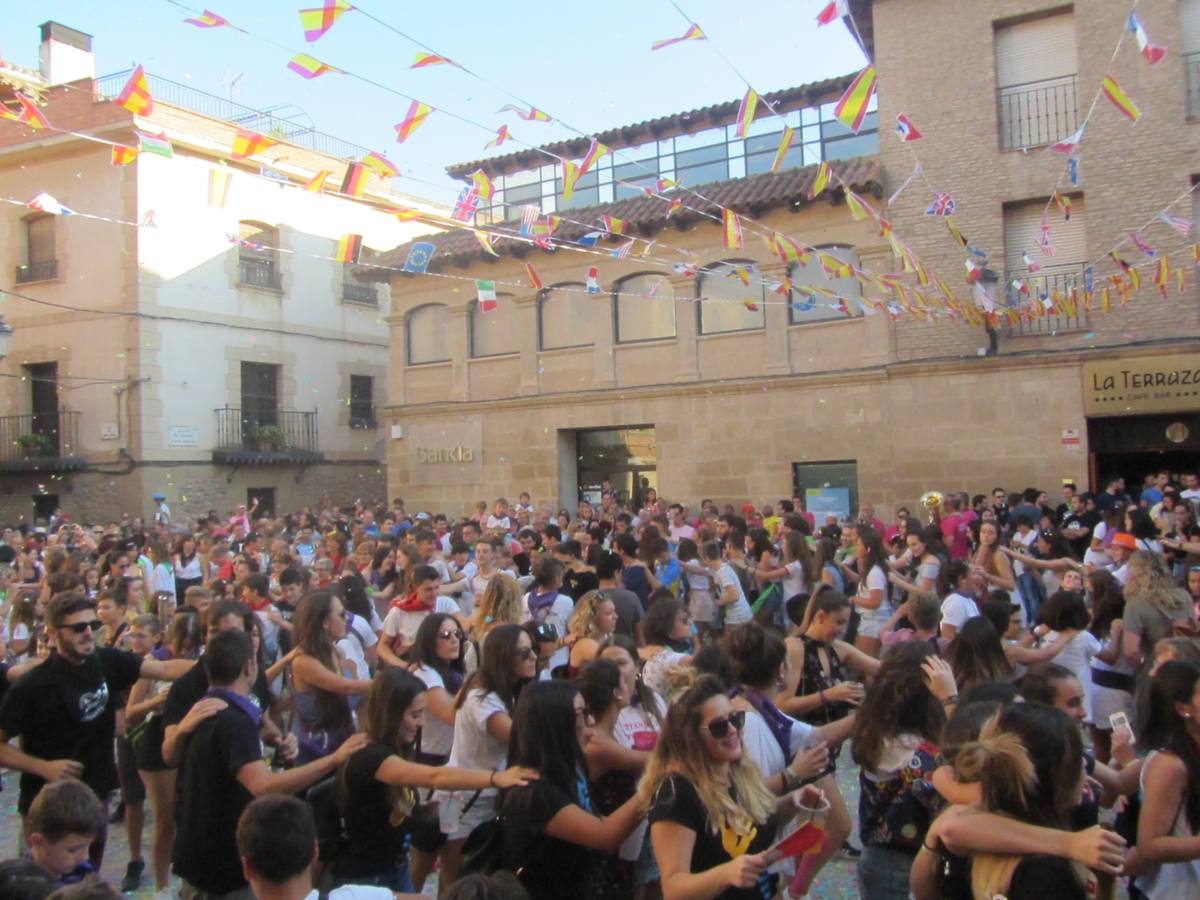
top-left (1128, 13), bottom-right (1166, 66)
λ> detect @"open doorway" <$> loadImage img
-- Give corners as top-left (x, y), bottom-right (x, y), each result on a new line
top-left (1088, 413), bottom-right (1200, 497)
top-left (575, 427), bottom-right (656, 508)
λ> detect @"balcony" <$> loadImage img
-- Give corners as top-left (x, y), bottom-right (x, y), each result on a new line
top-left (212, 406), bottom-right (323, 464)
top-left (14, 260), bottom-right (58, 284)
top-left (1003, 265), bottom-right (1089, 337)
top-left (349, 405), bottom-right (377, 430)
top-left (238, 258), bottom-right (281, 291)
top-left (0, 411), bottom-right (84, 473)
top-left (342, 282), bottom-right (378, 306)
top-left (1187, 52), bottom-right (1200, 120)
top-left (998, 75), bottom-right (1078, 150)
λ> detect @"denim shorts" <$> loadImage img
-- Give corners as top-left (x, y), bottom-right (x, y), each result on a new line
top-left (857, 844), bottom-right (916, 900)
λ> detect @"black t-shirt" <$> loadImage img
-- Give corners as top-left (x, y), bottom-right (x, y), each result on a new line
top-left (172, 702), bottom-right (262, 894)
top-left (0, 647), bottom-right (143, 812)
top-left (162, 656), bottom-right (274, 732)
top-left (337, 742), bottom-right (410, 877)
top-left (647, 774), bottom-right (778, 900)
top-left (562, 569), bottom-right (600, 602)
top-left (1060, 511), bottom-right (1099, 559)
top-left (502, 779), bottom-right (599, 899)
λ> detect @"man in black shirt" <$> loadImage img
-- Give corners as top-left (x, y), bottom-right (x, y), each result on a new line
top-left (0, 591), bottom-right (193, 867)
top-left (172, 630), bottom-right (365, 899)
top-left (1060, 493), bottom-right (1100, 561)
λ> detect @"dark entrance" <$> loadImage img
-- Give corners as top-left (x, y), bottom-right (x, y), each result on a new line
top-left (1087, 413), bottom-right (1200, 492)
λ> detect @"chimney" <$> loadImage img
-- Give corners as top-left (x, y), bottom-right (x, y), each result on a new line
top-left (38, 21), bottom-right (94, 85)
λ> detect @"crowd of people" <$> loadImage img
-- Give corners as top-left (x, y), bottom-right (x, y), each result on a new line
top-left (0, 470), bottom-right (1199, 899)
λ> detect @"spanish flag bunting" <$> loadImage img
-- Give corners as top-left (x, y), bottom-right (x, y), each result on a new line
top-left (1129, 268), bottom-right (1141, 290)
top-left (497, 104), bottom-right (552, 123)
top-left (231, 129), bottom-right (277, 160)
top-left (340, 163), bottom-right (367, 198)
top-left (305, 170), bottom-right (332, 192)
top-left (411, 52), bottom-right (459, 68)
top-left (475, 231), bottom-right (499, 257)
top-left (734, 88), bottom-right (759, 138)
top-left (561, 161), bottom-right (580, 202)
top-left (723, 209), bottom-right (743, 250)
top-left (389, 207), bottom-right (422, 222)
top-left (1100, 287), bottom-right (1111, 313)
top-left (13, 94), bottom-right (48, 130)
top-left (1194, 244), bottom-right (1200, 264)
top-left (771, 277), bottom-right (792, 296)
top-left (1177, 267), bottom-right (1186, 292)
top-left (742, 299), bottom-right (759, 312)
top-left (833, 65), bottom-right (876, 133)
top-left (300, 0), bottom-right (353, 42)
top-left (844, 190), bottom-right (870, 222)
top-left (770, 126), bottom-right (795, 174)
top-left (394, 100), bottom-right (434, 143)
top-left (1101, 75), bottom-right (1141, 122)
top-left (287, 53), bottom-right (340, 79)
top-left (525, 263), bottom-right (544, 290)
top-left (110, 145), bottom-right (138, 166)
top-left (651, 23), bottom-right (705, 50)
top-left (1154, 256), bottom-right (1169, 297)
top-left (115, 65), bottom-right (154, 116)
top-left (207, 168), bottom-right (232, 208)
top-left (577, 140), bottom-right (611, 178)
top-left (469, 169), bottom-right (495, 202)
top-left (1081, 290), bottom-right (1093, 310)
top-left (727, 266), bottom-right (752, 286)
top-left (821, 252), bottom-right (852, 279)
top-left (184, 9), bottom-right (233, 27)
top-left (484, 125), bottom-right (510, 149)
top-left (600, 215), bottom-right (625, 235)
top-left (1054, 190), bottom-right (1072, 220)
top-left (666, 198), bottom-right (682, 217)
top-left (945, 217), bottom-right (967, 249)
top-left (361, 151), bottom-right (399, 178)
top-left (768, 232), bottom-right (808, 265)
top-left (808, 161), bottom-right (832, 200)
top-left (335, 233), bottom-right (363, 264)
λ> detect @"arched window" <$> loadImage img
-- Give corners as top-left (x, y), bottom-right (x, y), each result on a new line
top-left (539, 283), bottom-right (593, 350)
top-left (470, 294), bottom-right (518, 358)
top-left (237, 220), bottom-right (280, 290)
top-left (698, 260), bottom-right (765, 334)
top-left (407, 303), bottom-right (450, 364)
top-left (789, 245), bottom-right (862, 324)
top-left (615, 273), bottom-right (675, 343)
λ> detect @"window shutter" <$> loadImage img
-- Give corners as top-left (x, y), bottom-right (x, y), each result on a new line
top-left (1004, 197), bottom-right (1087, 273)
top-left (995, 14), bottom-right (1078, 87)
top-left (1183, 0), bottom-right (1200, 54)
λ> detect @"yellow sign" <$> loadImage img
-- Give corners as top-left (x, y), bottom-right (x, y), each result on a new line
top-left (1083, 353), bottom-right (1200, 417)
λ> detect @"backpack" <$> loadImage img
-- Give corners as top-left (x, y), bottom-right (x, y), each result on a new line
top-left (305, 776), bottom-right (347, 863)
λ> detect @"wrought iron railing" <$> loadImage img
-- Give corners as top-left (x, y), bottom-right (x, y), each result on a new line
top-left (238, 258), bottom-right (281, 291)
top-left (349, 405), bottom-right (377, 429)
top-left (1186, 52), bottom-right (1200, 120)
top-left (1003, 265), bottom-right (1089, 336)
top-left (0, 410), bottom-right (80, 463)
top-left (214, 407), bottom-right (319, 453)
top-left (342, 282), bottom-right (377, 305)
top-left (997, 75), bottom-right (1078, 149)
top-left (14, 260), bottom-right (58, 284)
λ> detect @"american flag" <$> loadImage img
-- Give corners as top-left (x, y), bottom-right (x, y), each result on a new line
top-left (924, 192), bottom-right (955, 217)
top-left (451, 186), bottom-right (480, 222)
top-left (518, 205), bottom-right (539, 237)
top-left (610, 240), bottom-right (634, 259)
top-left (1037, 222), bottom-right (1055, 257)
top-left (1159, 213), bottom-right (1193, 237)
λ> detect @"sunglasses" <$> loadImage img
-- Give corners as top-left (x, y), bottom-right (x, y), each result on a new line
top-left (438, 629), bottom-right (464, 641)
top-left (62, 620), bottom-right (103, 634)
top-left (532, 623), bottom-right (559, 642)
top-left (705, 710), bottom-right (746, 739)
top-left (515, 647), bottom-right (537, 661)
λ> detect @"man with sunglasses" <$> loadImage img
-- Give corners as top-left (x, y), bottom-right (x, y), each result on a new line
top-left (0, 591), bottom-right (195, 867)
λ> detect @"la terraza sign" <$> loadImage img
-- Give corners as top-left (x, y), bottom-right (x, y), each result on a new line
top-left (1083, 354), bottom-right (1200, 416)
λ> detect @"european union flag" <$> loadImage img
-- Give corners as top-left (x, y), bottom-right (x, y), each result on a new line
top-left (403, 242), bottom-right (435, 274)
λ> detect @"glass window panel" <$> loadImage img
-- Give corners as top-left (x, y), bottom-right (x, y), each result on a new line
top-left (502, 181), bottom-right (543, 218)
top-left (407, 304), bottom-right (450, 364)
top-left (676, 158), bottom-right (728, 186)
top-left (556, 169), bottom-right (599, 209)
top-left (676, 143), bottom-right (726, 167)
top-left (540, 283), bottom-right (594, 350)
top-left (674, 127), bottom-right (726, 151)
top-left (470, 295), bottom-right (519, 357)
top-left (746, 143), bottom-right (804, 175)
top-left (823, 133), bottom-right (879, 161)
top-left (699, 261), bottom-right (765, 334)
top-left (26, 215), bottom-right (54, 264)
top-left (803, 142), bottom-right (822, 164)
top-left (789, 246), bottom-right (862, 325)
top-left (616, 274), bottom-right (676, 342)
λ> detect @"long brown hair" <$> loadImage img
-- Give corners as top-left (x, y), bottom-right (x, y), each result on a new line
top-left (294, 590), bottom-right (352, 734)
top-left (781, 531), bottom-right (815, 587)
top-left (850, 642), bottom-right (945, 771)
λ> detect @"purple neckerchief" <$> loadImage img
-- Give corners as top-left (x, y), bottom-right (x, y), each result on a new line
top-left (25, 854), bottom-right (95, 888)
top-left (740, 687), bottom-right (794, 765)
top-left (206, 686), bottom-right (262, 727)
top-left (527, 590), bottom-right (557, 622)
top-left (151, 645), bottom-right (172, 661)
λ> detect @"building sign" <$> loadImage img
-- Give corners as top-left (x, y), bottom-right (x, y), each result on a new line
top-left (167, 425), bottom-right (199, 447)
top-left (406, 419), bottom-right (482, 485)
top-left (1083, 354), bottom-right (1200, 417)
top-left (416, 445), bottom-right (474, 464)
top-left (806, 487), bottom-right (850, 523)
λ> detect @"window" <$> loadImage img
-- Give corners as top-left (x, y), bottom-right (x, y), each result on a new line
top-left (615, 273), bottom-right (676, 342)
top-left (407, 304), bottom-right (450, 364)
top-left (556, 168), bottom-right (600, 209)
top-left (995, 13), bottom-right (1079, 149)
top-left (1185, 0), bottom-right (1200, 117)
top-left (238, 221), bottom-right (281, 290)
top-left (1003, 196), bottom-right (1088, 334)
top-left (613, 144), bottom-right (660, 199)
top-left (745, 129), bottom-right (804, 176)
top-left (790, 246), bottom-right (862, 325)
top-left (793, 459), bottom-right (858, 524)
top-left (674, 134), bottom-right (729, 186)
top-left (821, 109), bottom-right (879, 161)
top-left (539, 284), bottom-right (593, 350)
top-left (16, 215), bottom-right (56, 283)
top-left (698, 261), bottom-right (765, 334)
top-left (241, 362), bottom-right (279, 442)
top-left (349, 375), bottom-right (375, 428)
top-left (343, 248), bottom-right (377, 305)
top-left (470, 295), bottom-right (519, 357)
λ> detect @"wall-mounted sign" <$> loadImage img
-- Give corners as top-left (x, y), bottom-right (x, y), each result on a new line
top-left (167, 425), bottom-right (199, 447)
top-left (407, 419), bottom-right (482, 485)
top-left (1084, 353), bottom-right (1200, 417)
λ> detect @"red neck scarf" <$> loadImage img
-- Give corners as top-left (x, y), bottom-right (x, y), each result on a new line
top-left (392, 591), bottom-right (432, 613)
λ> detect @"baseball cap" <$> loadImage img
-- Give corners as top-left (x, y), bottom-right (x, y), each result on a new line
top-left (152, 493), bottom-right (166, 501)
top-left (1109, 532), bottom-right (1138, 551)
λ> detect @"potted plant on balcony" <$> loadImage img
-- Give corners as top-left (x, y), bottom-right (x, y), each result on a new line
top-left (16, 432), bottom-right (53, 458)
top-left (252, 424), bottom-right (286, 453)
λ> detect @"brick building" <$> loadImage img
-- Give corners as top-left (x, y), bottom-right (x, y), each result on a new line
top-left (374, 0), bottom-right (1200, 518)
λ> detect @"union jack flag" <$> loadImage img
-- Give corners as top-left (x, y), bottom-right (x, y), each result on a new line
top-left (924, 192), bottom-right (955, 216)
top-left (451, 186), bottom-right (480, 223)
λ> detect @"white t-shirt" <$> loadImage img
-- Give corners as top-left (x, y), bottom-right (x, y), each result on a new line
top-left (714, 563), bottom-right (752, 625)
top-left (336, 613), bottom-right (378, 681)
top-left (740, 707), bottom-right (815, 778)
top-left (305, 886), bottom-right (393, 900)
top-left (1046, 629), bottom-right (1103, 720)
top-left (940, 592), bottom-right (980, 631)
top-left (381, 596), bottom-right (461, 650)
top-left (430, 558), bottom-right (452, 583)
top-left (486, 514), bottom-right (511, 533)
top-left (1011, 529), bottom-right (1038, 577)
top-left (782, 560), bottom-right (808, 600)
top-left (413, 663), bottom-right (457, 756)
top-left (1084, 522), bottom-right (1112, 568)
top-left (669, 523), bottom-right (696, 542)
top-left (519, 592), bottom-right (574, 636)
top-left (447, 688), bottom-right (509, 776)
top-left (856, 565), bottom-right (890, 618)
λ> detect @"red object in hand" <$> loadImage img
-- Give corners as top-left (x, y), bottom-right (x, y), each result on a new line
top-left (764, 823), bottom-right (825, 863)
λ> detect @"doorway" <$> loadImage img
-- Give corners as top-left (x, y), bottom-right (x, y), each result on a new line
top-left (26, 362), bottom-right (59, 453)
top-left (32, 493), bottom-right (59, 524)
top-left (576, 427), bottom-right (656, 508)
top-left (247, 487), bottom-right (276, 518)
top-left (1087, 413), bottom-right (1200, 495)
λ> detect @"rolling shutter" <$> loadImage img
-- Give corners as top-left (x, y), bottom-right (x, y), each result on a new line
top-left (995, 13), bottom-right (1078, 87)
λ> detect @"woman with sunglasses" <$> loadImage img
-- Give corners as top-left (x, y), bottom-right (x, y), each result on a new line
top-left (439, 623), bottom-right (537, 890)
top-left (637, 673), bottom-right (825, 899)
top-left (568, 589), bottom-right (619, 676)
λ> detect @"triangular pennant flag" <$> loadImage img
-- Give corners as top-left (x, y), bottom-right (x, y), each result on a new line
top-left (651, 24), bottom-right (705, 50)
top-left (300, 0), bottom-right (353, 42)
top-left (184, 9), bottom-right (234, 27)
top-left (816, 1), bottom-right (850, 26)
top-left (577, 140), bottom-right (610, 178)
top-left (411, 52), bottom-right (459, 68)
top-left (469, 169), bottom-right (495, 202)
top-left (770, 126), bottom-right (795, 173)
top-left (474, 230), bottom-right (499, 257)
top-left (734, 88), bottom-right (759, 138)
top-left (722, 209), bottom-right (743, 249)
top-left (895, 113), bottom-right (922, 141)
top-left (305, 170), bottom-right (332, 192)
top-left (361, 151), bottom-right (399, 178)
top-left (525, 263), bottom-right (544, 290)
top-left (115, 65), bottom-right (154, 115)
top-left (808, 162), bottom-right (832, 200)
top-left (833, 65), bottom-right (876, 133)
top-left (484, 125), bottom-right (510, 149)
top-left (207, 168), bottom-right (232, 208)
top-left (287, 53), bottom-right (340, 79)
top-left (496, 104), bottom-right (552, 122)
top-left (231, 129), bottom-right (278, 160)
top-left (394, 100), bottom-right (434, 143)
top-left (110, 145), bottom-right (138, 166)
top-left (1128, 12), bottom-right (1166, 66)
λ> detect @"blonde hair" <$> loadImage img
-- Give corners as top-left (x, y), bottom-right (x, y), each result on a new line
top-left (468, 573), bottom-right (523, 641)
top-left (1125, 550), bottom-right (1191, 615)
top-left (636, 673), bottom-right (774, 838)
top-left (568, 589), bottom-right (612, 639)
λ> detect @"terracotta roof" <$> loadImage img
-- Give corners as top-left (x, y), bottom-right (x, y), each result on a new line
top-left (446, 73), bottom-right (860, 179)
top-left (370, 155), bottom-right (880, 277)
top-left (847, 0), bottom-right (875, 60)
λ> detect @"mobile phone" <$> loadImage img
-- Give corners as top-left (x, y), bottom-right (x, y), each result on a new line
top-left (1109, 711), bottom-right (1135, 745)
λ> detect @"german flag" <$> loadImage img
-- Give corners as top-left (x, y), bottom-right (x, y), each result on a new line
top-left (340, 163), bottom-right (367, 198)
top-left (336, 234), bottom-right (363, 264)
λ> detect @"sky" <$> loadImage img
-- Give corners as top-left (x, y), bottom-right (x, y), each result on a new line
top-left (6, 0), bottom-right (867, 207)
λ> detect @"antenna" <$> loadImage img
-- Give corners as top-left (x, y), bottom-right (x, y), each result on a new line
top-left (221, 70), bottom-right (243, 101)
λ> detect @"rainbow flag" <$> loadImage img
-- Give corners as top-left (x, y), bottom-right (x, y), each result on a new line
top-left (723, 209), bottom-right (743, 249)
top-left (735, 88), bottom-right (759, 138)
top-left (340, 163), bottom-right (367, 197)
top-left (1101, 76), bottom-right (1140, 122)
top-left (808, 161), bottom-right (832, 199)
top-left (300, 0), bottom-right (353, 42)
top-left (484, 125), bottom-right (510, 149)
top-left (335, 233), bottom-right (363, 264)
top-left (207, 168), bottom-right (232, 208)
top-left (184, 9), bottom-right (233, 27)
top-left (394, 100), bottom-right (433, 143)
top-left (135, 130), bottom-right (173, 157)
top-left (305, 170), bottom-right (332, 192)
top-left (114, 65), bottom-right (153, 116)
top-left (770, 126), bottom-right (795, 174)
top-left (525, 263), bottom-right (544, 290)
top-left (651, 23), bottom-right (705, 50)
top-left (497, 104), bottom-right (552, 122)
top-left (231, 129), bottom-right (278, 160)
top-left (110, 145), bottom-right (138, 166)
top-left (287, 53), bottom-right (339, 79)
top-left (833, 65), bottom-right (876, 133)
top-left (362, 151), bottom-right (399, 178)
top-left (411, 52), bottom-right (458, 68)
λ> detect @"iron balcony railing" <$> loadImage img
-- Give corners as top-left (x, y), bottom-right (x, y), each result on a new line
top-left (0, 410), bottom-right (82, 468)
top-left (14, 260), bottom-right (58, 284)
top-left (214, 406), bottom-right (320, 455)
top-left (238, 258), bottom-right (281, 291)
top-left (998, 75), bottom-right (1079, 150)
top-left (1186, 52), bottom-right (1200, 120)
top-left (1003, 264), bottom-right (1089, 336)
top-left (342, 282), bottom-right (377, 305)
top-left (349, 405), bottom-right (377, 429)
